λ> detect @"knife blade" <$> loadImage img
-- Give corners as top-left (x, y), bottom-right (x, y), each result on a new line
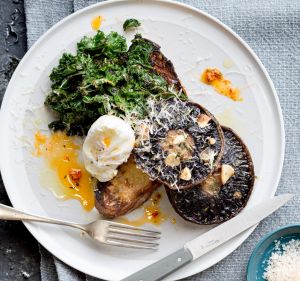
top-left (121, 194), bottom-right (293, 281)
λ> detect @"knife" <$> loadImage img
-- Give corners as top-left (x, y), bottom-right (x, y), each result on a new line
top-left (121, 194), bottom-right (293, 281)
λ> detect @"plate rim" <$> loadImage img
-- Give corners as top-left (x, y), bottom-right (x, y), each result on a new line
top-left (0, 0), bottom-right (285, 280)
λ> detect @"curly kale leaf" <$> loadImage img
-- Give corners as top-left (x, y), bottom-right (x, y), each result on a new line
top-left (127, 34), bottom-right (154, 67)
top-left (45, 31), bottom-right (182, 136)
top-left (77, 30), bottom-right (105, 53)
top-left (123, 19), bottom-right (141, 31)
top-left (77, 31), bottom-right (127, 58)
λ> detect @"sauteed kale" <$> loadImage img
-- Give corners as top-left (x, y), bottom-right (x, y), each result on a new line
top-left (123, 19), bottom-right (141, 31)
top-left (45, 31), bottom-right (182, 136)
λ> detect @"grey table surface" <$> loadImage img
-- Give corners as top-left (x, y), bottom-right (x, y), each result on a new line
top-left (0, 0), bottom-right (41, 280)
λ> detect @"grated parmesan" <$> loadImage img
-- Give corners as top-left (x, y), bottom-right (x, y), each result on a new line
top-left (134, 98), bottom-right (223, 188)
top-left (263, 239), bottom-right (300, 281)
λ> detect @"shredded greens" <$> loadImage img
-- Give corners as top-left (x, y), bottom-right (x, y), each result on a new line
top-left (123, 19), bottom-right (141, 31)
top-left (45, 31), bottom-right (183, 135)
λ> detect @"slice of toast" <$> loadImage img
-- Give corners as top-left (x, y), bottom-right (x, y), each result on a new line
top-left (95, 156), bottom-right (160, 218)
top-left (94, 36), bottom-right (184, 218)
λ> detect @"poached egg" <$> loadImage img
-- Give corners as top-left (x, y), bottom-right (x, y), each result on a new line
top-left (82, 115), bottom-right (135, 182)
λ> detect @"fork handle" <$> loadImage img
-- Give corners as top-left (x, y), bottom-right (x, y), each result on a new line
top-left (0, 203), bottom-right (86, 231)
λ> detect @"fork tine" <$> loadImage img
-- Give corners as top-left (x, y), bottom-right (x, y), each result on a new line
top-left (107, 221), bottom-right (161, 235)
top-left (105, 239), bottom-right (159, 250)
top-left (107, 234), bottom-right (159, 247)
top-left (108, 227), bottom-right (161, 239)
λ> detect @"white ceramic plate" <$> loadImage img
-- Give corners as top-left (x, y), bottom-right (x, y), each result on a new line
top-left (0, 1), bottom-right (284, 280)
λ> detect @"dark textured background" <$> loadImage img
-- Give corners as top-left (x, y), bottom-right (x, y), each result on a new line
top-left (0, 0), bottom-right (40, 280)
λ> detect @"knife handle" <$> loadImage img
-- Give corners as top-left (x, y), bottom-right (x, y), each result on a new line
top-left (121, 248), bottom-right (193, 281)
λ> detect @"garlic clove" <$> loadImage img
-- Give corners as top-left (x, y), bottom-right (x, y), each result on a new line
top-left (197, 114), bottom-right (211, 128)
top-left (165, 153), bottom-right (181, 167)
top-left (179, 167), bottom-right (192, 181)
top-left (221, 164), bottom-right (235, 185)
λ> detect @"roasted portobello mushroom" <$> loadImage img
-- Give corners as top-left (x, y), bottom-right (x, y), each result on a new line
top-left (166, 126), bottom-right (254, 224)
top-left (134, 98), bottom-right (224, 189)
top-left (95, 156), bottom-right (160, 218)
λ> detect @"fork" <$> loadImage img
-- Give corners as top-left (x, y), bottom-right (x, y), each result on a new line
top-left (0, 203), bottom-right (161, 250)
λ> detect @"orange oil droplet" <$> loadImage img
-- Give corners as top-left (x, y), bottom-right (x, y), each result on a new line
top-left (34, 131), bottom-right (47, 156)
top-left (33, 131), bottom-right (95, 211)
top-left (91, 16), bottom-right (103, 30)
top-left (117, 192), bottom-right (168, 227)
top-left (201, 68), bottom-right (242, 101)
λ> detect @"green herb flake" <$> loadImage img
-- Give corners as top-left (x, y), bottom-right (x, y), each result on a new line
top-left (123, 19), bottom-right (141, 31)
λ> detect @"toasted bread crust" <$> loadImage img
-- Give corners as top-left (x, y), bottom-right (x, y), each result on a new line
top-left (130, 36), bottom-right (186, 95)
top-left (150, 50), bottom-right (185, 94)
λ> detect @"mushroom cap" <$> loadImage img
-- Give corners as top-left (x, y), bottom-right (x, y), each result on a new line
top-left (134, 98), bottom-right (224, 189)
top-left (166, 126), bottom-right (255, 224)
